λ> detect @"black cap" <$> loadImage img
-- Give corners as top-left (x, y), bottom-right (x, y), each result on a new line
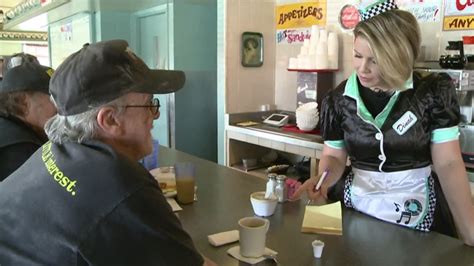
top-left (50, 39), bottom-right (186, 116)
top-left (1, 61), bottom-right (54, 94)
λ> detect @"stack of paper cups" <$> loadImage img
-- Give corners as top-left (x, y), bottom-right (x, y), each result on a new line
top-left (316, 37), bottom-right (328, 70)
top-left (288, 57), bottom-right (298, 69)
top-left (328, 32), bottom-right (339, 69)
top-left (319, 29), bottom-right (327, 44)
top-left (293, 26), bottom-right (335, 70)
top-left (310, 25), bottom-right (319, 48)
top-left (300, 39), bottom-right (310, 55)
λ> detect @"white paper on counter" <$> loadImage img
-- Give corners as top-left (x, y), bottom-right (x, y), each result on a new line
top-left (166, 198), bottom-right (182, 212)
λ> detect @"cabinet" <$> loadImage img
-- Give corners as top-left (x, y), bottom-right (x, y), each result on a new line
top-left (225, 113), bottom-right (324, 179)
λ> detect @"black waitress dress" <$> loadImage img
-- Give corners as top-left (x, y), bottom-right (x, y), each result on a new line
top-left (321, 71), bottom-right (460, 236)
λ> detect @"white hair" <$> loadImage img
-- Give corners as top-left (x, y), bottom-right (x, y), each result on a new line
top-left (45, 97), bottom-right (126, 144)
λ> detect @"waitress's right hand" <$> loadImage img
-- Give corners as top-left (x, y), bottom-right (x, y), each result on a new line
top-left (290, 173), bottom-right (329, 201)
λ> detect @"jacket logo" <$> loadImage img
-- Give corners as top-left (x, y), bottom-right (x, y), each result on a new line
top-left (392, 111), bottom-right (417, 135)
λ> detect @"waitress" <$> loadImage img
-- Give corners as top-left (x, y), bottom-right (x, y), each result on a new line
top-left (293, 0), bottom-right (474, 246)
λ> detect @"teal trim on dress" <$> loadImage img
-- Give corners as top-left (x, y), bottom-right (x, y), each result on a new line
top-left (404, 77), bottom-right (414, 90)
top-left (431, 126), bottom-right (460, 143)
top-left (325, 140), bottom-right (345, 149)
top-left (342, 72), bottom-right (410, 129)
top-left (343, 73), bottom-right (375, 125)
top-left (373, 91), bottom-right (400, 128)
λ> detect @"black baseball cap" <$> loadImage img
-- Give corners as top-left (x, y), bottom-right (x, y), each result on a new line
top-left (0, 61), bottom-right (54, 94)
top-left (50, 39), bottom-right (186, 116)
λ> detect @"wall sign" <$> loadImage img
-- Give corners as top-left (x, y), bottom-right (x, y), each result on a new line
top-left (339, 4), bottom-right (360, 30)
top-left (399, 1), bottom-right (441, 23)
top-left (275, 1), bottom-right (327, 45)
top-left (443, 15), bottom-right (474, 30)
top-left (444, 0), bottom-right (474, 16)
top-left (443, 0), bottom-right (474, 30)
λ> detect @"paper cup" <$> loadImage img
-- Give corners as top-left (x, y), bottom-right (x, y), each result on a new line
top-left (312, 240), bottom-right (325, 258)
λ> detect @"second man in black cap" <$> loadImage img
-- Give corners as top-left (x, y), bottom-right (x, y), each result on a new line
top-left (0, 55), bottom-right (55, 181)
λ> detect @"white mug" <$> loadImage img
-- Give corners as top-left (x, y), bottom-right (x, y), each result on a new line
top-left (238, 217), bottom-right (270, 257)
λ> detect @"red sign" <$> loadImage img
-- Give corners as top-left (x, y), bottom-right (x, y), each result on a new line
top-left (339, 4), bottom-right (360, 30)
top-left (41, 0), bottom-right (52, 6)
top-left (457, 0), bottom-right (474, 11)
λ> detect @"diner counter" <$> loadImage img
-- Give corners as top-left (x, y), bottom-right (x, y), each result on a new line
top-left (158, 146), bottom-right (474, 266)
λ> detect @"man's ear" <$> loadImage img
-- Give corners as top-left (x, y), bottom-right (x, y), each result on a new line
top-left (17, 93), bottom-right (31, 119)
top-left (96, 107), bottom-right (123, 136)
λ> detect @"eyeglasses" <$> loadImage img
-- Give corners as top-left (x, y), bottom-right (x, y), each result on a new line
top-left (123, 98), bottom-right (160, 118)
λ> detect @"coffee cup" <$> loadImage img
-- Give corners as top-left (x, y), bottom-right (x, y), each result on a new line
top-left (250, 191), bottom-right (278, 217)
top-left (238, 217), bottom-right (270, 258)
top-left (174, 162), bottom-right (196, 204)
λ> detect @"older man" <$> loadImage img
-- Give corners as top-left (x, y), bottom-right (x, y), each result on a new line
top-left (0, 40), bottom-right (210, 265)
top-left (0, 57), bottom-right (56, 180)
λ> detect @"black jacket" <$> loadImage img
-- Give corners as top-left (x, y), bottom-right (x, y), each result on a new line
top-left (0, 116), bottom-right (45, 181)
top-left (321, 72), bottom-right (460, 172)
top-left (0, 140), bottom-right (203, 265)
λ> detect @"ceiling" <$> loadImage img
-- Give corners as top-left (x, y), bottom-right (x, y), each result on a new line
top-left (0, 0), bottom-right (21, 9)
top-left (0, 0), bottom-right (48, 37)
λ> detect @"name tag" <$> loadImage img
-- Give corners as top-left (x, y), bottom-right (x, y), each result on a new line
top-left (392, 111), bottom-right (417, 135)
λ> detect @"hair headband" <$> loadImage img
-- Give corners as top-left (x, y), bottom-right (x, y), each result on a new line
top-left (359, 0), bottom-right (398, 21)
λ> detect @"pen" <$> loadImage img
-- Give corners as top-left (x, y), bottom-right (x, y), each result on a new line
top-left (314, 169), bottom-right (329, 191)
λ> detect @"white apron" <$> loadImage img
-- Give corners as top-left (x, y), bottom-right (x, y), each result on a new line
top-left (343, 166), bottom-right (436, 231)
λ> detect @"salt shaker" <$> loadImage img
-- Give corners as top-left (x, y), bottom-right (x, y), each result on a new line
top-left (265, 173), bottom-right (277, 198)
top-left (275, 175), bottom-right (288, 203)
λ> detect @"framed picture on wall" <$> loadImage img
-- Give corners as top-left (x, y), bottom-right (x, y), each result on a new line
top-left (241, 32), bottom-right (263, 67)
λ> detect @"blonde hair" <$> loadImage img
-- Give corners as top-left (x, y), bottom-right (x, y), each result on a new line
top-left (354, 9), bottom-right (420, 90)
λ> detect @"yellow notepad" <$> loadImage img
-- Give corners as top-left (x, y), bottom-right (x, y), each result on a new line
top-left (301, 201), bottom-right (343, 235)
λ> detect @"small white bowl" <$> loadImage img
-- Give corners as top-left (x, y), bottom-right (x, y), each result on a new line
top-left (250, 191), bottom-right (278, 217)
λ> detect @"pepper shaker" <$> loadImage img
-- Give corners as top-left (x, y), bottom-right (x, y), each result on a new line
top-left (275, 175), bottom-right (288, 203)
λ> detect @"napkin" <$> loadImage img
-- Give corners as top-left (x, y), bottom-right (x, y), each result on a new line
top-left (166, 198), bottom-right (182, 212)
top-left (207, 230), bottom-right (239, 246)
top-left (227, 246), bottom-right (277, 264)
top-left (301, 201), bottom-right (343, 235)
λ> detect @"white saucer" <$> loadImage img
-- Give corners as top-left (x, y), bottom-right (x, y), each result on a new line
top-left (227, 245), bottom-right (277, 264)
